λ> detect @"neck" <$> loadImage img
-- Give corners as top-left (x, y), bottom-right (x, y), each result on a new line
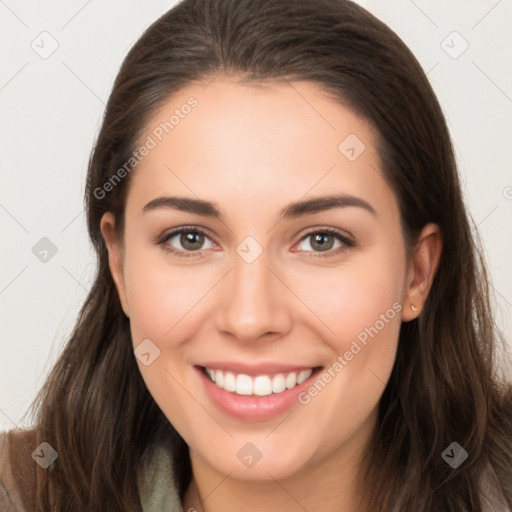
top-left (182, 410), bottom-right (377, 512)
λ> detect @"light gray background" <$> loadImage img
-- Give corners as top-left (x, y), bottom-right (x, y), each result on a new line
top-left (1, 0), bottom-right (511, 431)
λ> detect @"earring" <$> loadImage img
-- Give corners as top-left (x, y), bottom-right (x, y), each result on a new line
top-left (411, 304), bottom-right (419, 311)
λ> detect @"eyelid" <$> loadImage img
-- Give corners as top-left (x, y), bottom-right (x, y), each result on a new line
top-left (156, 225), bottom-right (214, 244)
top-left (296, 225), bottom-right (355, 244)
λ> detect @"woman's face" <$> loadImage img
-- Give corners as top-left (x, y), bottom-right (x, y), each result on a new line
top-left (103, 76), bottom-right (421, 481)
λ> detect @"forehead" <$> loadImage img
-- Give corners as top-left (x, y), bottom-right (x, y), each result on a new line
top-left (126, 76), bottom-right (396, 220)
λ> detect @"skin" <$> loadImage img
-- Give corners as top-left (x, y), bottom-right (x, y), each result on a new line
top-left (101, 75), bottom-right (441, 512)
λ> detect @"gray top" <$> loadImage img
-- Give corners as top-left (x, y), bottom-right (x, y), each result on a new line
top-left (138, 440), bottom-right (184, 512)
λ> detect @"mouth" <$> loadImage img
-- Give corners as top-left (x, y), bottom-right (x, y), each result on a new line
top-left (200, 365), bottom-right (323, 396)
top-left (194, 362), bottom-right (324, 421)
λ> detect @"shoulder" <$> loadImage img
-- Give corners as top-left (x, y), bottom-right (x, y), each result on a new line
top-left (1, 428), bottom-right (184, 512)
top-left (0, 429), bottom-right (38, 512)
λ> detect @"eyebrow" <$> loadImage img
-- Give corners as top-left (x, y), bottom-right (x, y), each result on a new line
top-left (142, 194), bottom-right (377, 219)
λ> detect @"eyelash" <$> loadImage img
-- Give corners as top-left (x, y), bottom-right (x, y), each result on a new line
top-left (156, 225), bottom-right (355, 259)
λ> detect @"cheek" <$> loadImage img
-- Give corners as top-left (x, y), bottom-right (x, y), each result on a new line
top-left (122, 243), bottom-right (212, 345)
top-left (290, 247), bottom-right (404, 416)
top-left (121, 246), bottom-right (208, 431)
top-left (290, 246), bottom-right (406, 351)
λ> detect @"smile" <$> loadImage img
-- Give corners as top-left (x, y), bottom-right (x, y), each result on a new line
top-left (203, 366), bottom-right (315, 396)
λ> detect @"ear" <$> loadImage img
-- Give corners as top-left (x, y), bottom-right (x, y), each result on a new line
top-left (401, 223), bottom-right (442, 322)
top-left (100, 212), bottom-right (130, 317)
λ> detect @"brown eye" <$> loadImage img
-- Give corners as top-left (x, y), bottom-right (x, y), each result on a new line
top-left (179, 231), bottom-right (205, 251)
top-left (295, 228), bottom-right (354, 257)
top-left (309, 233), bottom-right (336, 252)
top-left (158, 227), bottom-right (217, 257)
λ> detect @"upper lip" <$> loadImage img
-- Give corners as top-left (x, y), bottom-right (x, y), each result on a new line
top-left (196, 361), bottom-right (322, 377)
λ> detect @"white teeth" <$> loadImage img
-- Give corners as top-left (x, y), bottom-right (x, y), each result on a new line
top-left (271, 373), bottom-right (286, 393)
top-left (235, 374), bottom-right (253, 395)
top-left (214, 369), bottom-right (224, 387)
top-left (204, 367), bottom-right (315, 396)
top-left (297, 369), bottom-right (312, 384)
top-left (253, 375), bottom-right (272, 396)
top-left (224, 372), bottom-right (236, 392)
top-left (285, 372), bottom-right (297, 389)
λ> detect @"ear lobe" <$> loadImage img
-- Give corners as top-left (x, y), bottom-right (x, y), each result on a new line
top-left (402, 223), bottom-right (442, 322)
top-left (100, 212), bottom-right (130, 317)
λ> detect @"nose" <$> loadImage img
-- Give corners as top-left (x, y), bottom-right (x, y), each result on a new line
top-left (214, 248), bottom-right (293, 344)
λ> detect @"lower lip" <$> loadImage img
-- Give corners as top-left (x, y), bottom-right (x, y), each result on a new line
top-left (195, 366), bottom-right (322, 421)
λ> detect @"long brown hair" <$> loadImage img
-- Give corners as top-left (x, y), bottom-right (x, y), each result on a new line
top-left (8, 0), bottom-right (511, 510)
